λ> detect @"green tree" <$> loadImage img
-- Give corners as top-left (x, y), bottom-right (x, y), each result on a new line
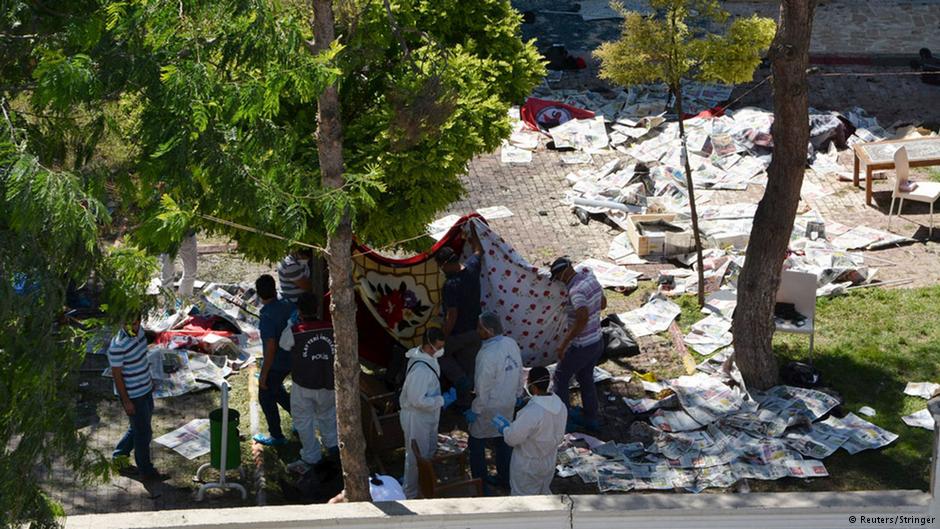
top-left (1, 2), bottom-right (157, 525)
top-left (595, 0), bottom-right (775, 306)
top-left (10, 0), bottom-right (543, 508)
top-left (0, 122), bottom-right (155, 528)
top-left (733, 0), bottom-right (818, 390)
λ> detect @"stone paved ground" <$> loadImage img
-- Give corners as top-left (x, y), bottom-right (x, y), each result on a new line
top-left (449, 62), bottom-right (940, 290)
top-left (515, 0), bottom-right (940, 57)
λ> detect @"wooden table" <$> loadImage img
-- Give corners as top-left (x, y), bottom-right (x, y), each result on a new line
top-left (853, 137), bottom-right (940, 206)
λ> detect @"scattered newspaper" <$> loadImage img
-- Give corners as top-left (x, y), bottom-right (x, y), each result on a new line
top-left (820, 413), bottom-right (899, 454)
top-left (154, 419), bottom-right (211, 460)
top-left (475, 205), bottom-right (514, 220)
top-left (904, 382), bottom-right (940, 399)
top-left (683, 314), bottom-right (733, 356)
top-left (427, 214), bottom-right (461, 240)
top-left (576, 258), bottom-right (641, 289)
top-left (500, 143), bottom-right (532, 164)
top-left (901, 409), bottom-right (935, 431)
top-left (618, 296), bottom-right (681, 337)
top-left (670, 373), bottom-right (744, 425)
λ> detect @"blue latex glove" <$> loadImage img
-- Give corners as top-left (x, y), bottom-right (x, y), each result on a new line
top-left (464, 409), bottom-right (479, 424)
top-left (442, 388), bottom-right (458, 408)
top-left (492, 415), bottom-right (511, 435)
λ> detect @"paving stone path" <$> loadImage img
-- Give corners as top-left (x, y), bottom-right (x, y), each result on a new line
top-left (449, 60), bottom-right (940, 289)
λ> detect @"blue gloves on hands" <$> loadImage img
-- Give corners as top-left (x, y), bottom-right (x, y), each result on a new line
top-left (492, 415), bottom-right (511, 435)
top-left (442, 388), bottom-right (458, 408)
top-left (464, 409), bottom-right (479, 424)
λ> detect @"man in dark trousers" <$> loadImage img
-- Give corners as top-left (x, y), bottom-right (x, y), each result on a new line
top-left (282, 293), bottom-right (338, 474)
top-left (435, 222), bottom-right (483, 405)
top-left (109, 314), bottom-right (167, 481)
top-left (549, 257), bottom-right (606, 432)
top-left (254, 274), bottom-right (294, 446)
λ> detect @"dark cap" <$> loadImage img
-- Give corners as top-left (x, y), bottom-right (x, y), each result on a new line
top-left (435, 246), bottom-right (459, 266)
top-left (549, 256), bottom-right (572, 279)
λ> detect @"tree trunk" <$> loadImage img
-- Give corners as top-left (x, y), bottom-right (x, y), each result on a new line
top-left (310, 0), bottom-right (370, 502)
top-left (673, 88), bottom-right (706, 307)
top-left (732, 0), bottom-right (816, 390)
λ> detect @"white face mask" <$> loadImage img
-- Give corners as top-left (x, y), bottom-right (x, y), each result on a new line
top-left (433, 347), bottom-right (445, 358)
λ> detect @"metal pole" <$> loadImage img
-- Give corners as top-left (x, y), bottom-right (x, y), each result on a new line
top-left (219, 380), bottom-right (229, 486)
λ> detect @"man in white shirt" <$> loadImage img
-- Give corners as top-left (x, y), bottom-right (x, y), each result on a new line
top-left (464, 311), bottom-right (522, 492)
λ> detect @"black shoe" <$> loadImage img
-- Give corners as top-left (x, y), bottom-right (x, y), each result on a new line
top-left (116, 464), bottom-right (139, 477)
top-left (141, 470), bottom-right (170, 482)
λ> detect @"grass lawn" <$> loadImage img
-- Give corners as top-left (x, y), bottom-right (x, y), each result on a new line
top-left (677, 286), bottom-right (940, 492)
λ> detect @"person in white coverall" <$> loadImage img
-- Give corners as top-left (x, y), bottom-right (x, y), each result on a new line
top-left (465, 311), bottom-right (522, 491)
top-left (399, 327), bottom-right (457, 499)
top-left (160, 230), bottom-right (198, 298)
top-left (492, 366), bottom-right (567, 496)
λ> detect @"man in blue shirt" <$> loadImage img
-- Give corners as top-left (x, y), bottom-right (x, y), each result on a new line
top-left (254, 274), bottom-right (294, 446)
top-left (435, 222), bottom-right (483, 405)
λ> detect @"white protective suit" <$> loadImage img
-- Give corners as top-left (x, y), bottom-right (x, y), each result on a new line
top-left (470, 335), bottom-right (523, 439)
top-left (160, 233), bottom-right (197, 297)
top-left (503, 393), bottom-right (567, 496)
top-left (399, 346), bottom-right (445, 499)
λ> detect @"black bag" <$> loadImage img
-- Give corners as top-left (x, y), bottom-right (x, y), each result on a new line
top-left (781, 361), bottom-right (821, 388)
top-left (601, 314), bottom-right (639, 358)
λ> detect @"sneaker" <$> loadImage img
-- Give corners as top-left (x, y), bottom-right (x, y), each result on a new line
top-left (286, 459), bottom-right (312, 474)
top-left (253, 433), bottom-right (288, 446)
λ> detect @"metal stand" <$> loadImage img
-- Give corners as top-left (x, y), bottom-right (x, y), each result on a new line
top-left (195, 380), bottom-right (247, 501)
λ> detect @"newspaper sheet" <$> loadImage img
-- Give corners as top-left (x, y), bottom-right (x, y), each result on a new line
top-left (618, 297), bottom-right (682, 337)
top-left (783, 423), bottom-right (849, 459)
top-left (901, 409), bottom-right (935, 431)
top-left (670, 373), bottom-right (744, 425)
top-left (820, 413), bottom-right (899, 454)
top-left (154, 419), bottom-right (211, 460)
top-left (904, 382), bottom-right (940, 399)
top-left (576, 258), bottom-right (642, 289)
top-left (901, 409), bottom-right (935, 432)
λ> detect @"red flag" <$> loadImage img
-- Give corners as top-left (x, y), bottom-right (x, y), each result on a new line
top-left (520, 97), bottom-right (595, 132)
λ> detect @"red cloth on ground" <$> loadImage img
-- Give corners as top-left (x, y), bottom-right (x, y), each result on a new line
top-left (520, 97), bottom-right (595, 132)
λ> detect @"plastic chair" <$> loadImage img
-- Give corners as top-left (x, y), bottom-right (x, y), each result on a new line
top-left (412, 439), bottom-right (483, 499)
top-left (888, 146), bottom-right (940, 237)
top-left (775, 270), bottom-right (817, 363)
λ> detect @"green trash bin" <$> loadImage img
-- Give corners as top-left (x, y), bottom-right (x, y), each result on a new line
top-left (209, 408), bottom-right (241, 470)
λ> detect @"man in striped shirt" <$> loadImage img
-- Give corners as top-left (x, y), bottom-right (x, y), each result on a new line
top-left (109, 315), bottom-right (166, 480)
top-left (549, 257), bottom-right (607, 432)
top-left (277, 248), bottom-right (327, 318)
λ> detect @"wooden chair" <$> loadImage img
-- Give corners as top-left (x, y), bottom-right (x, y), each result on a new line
top-left (775, 270), bottom-right (817, 362)
top-left (360, 390), bottom-right (403, 474)
top-left (888, 146), bottom-right (940, 237)
top-left (412, 439), bottom-right (483, 499)
top-left (360, 370), bottom-right (404, 474)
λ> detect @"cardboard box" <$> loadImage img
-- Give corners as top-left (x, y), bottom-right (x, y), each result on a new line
top-left (625, 213), bottom-right (696, 256)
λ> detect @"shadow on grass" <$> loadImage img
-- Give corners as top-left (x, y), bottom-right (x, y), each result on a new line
top-left (793, 288), bottom-right (940, 487)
